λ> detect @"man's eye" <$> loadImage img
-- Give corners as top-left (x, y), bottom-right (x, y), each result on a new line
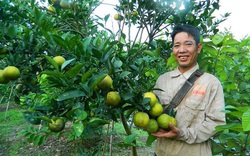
top-left (173, 44), bottom-right (179, 47)
top-left (186, 43), bottom-right (193, 46)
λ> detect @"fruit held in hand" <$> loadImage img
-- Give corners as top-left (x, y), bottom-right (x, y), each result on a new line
top-left (133, 112), bottom-right (150, 128)
top-left (157, 113), bottom-right (172, 129)
top-left (170, 116), bottom-right (178, 127)
top-left (149, 103), bottom-right (163, 117)
top-left (143, 92), bottom-right (158, 106)
top-left (145, 119), bottom-right (159, 133)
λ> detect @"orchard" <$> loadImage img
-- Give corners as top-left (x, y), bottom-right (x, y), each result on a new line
top-left (0, 0), bottom-right (250, 155)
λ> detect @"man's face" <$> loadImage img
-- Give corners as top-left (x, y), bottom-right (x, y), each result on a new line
top-left (172, 32), bottom-right (202, 73)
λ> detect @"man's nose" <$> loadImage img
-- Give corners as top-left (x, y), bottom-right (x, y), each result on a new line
top-left (178, 45), bottom-right (186, 53)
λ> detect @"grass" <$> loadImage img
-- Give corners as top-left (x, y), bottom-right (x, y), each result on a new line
top-left (0, 104), bottom-right (155, 156)
top-left (0, 106), bottom-right (29, 155)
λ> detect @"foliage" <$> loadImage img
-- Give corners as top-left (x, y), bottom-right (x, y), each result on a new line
top-left (199, 34), bottom-right (250, 155)
top-left (0, 0), bottom-right (250, 156)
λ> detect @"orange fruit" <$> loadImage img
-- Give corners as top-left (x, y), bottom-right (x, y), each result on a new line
top-left (145, 119), bottom-right (158, 133)
top-left (143, 92), bottom-right (158, 106)
top-left (53, 56), bottom-right (65, 66)
top-left (106, 91), bottom-right (121, 106)
top-left (97, 75), bottom-right (113, 90)
top-left (133, 112), bottom-right (150, 128)
top-left (149, 103), bottom-right (163, 117)
top-left (3, 66), bottom-right (20, 81)
top-left (157, 113), bottom-right (172, 129)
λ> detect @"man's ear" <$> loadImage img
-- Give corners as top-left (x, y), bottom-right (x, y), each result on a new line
top-left (197, 43), bottom-right (202, 54)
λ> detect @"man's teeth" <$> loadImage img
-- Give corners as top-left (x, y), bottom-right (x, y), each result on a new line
top-left (180, 56), bottom-right (188, 59)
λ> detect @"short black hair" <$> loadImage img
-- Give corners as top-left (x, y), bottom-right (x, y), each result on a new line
top-left (171, 25), bottom-right (200, 45)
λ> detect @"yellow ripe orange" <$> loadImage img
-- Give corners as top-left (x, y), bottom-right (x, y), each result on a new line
top-left (53, 56), bottom-right (65, 66)
top-left (149, 103), bottom-right (163, 117)
top-left (114, 14), bottom-right (124, 21)
top-left (47, 5), bottom-right (56, 14)
top-left (143, 92), bottom-right (158, 106)
top-left (170, 116), bottom-right (178, 127)
top-left (97, 75), bottom-right (113, 90)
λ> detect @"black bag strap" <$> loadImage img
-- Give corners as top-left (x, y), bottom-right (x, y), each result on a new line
top-left (164, 69), bottom-right (204, 115)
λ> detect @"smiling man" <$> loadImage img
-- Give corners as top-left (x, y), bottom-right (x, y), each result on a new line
top-left (152, 25), bottom-right (226, 156)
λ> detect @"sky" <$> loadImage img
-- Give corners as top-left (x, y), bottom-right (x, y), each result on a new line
top-left (94, 0), bottom-right (250, 40)
top-left (214, 0), bottom-right (250, 39)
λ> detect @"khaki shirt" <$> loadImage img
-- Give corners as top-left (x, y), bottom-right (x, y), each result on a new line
top-left (153, 64), bottom-right (225, 156)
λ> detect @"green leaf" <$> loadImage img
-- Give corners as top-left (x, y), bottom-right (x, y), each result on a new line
top-left (212, 34), bottom-right (224, 45)
top-left (211, 139), bottom-right (224, 154)
top-left (43, 54), bottom-right (59, 70)
top-left (119, 71), bottom-right (131, 79)
top-left (242, 109), bottom-right (250, 132)
top-left (89, 74), bottom-right (107, 90)
top-left (38, 135), bottom-right (47, 145)
top-left (36, 116), bottom-right (52, 123)
top-left (89, 118), bottom-right (110, 128)
top-left (73, 123), bottom-right (84, 137)
top-left (7, 25), bottom-right (18, 38)
top-left (144, 50), bottom-right (154, 57)
top-left (221, 47), bottom-right (239, 53)
top-left (83, 37), bottom-right (92, 52)
top-left (213, 123), bottom-right (243, 133)
top-left (114, 58), bottom-right (123, 68)
top-left (61, 58), bottom-right (75, 70)
top-left (57, 90), bottom-right (86, 101)
top-left (65, 63), bottom-right (84, 78)
top-left (146, 134), bottom-right (157, 146)
top-left (81, 69), bottom-right (95, 83)
top-left (74, 109), bottom-right (88, 121)
top-left (33, 135), bottom-right (42, 146)
top-left (124, 134), bottom-right (137, 145)
top-left (41, 71), bottom-right (65, 82)
top-left (52, 34), bottom-right (68, 50)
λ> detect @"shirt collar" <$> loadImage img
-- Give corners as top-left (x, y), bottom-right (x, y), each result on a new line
top-left (171, 63), bottom-right (199, 79)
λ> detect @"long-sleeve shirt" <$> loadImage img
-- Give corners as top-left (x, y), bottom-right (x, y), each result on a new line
top-left (153, 64), bottom-right (226, 156)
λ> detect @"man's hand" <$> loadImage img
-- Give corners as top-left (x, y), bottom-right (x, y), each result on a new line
top-left (151, 123), bottom-right (180, 139)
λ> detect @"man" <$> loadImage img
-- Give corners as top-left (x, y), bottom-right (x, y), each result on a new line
top-left (152, 25), bottom-right (226, 156)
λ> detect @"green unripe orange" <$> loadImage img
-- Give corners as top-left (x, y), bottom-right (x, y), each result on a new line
top-left (106, 91), bottom-right (121, 106)
top-left (133, 112), bottom-right (150, 128)
top-left (0, 70), bottom-right (9, 84)
top-left (3, 66), bottom-right (20, 81)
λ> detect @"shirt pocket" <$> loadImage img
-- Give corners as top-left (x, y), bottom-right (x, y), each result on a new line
top-left (185, 98), bottom-right (206, 111)
top-left (177, 98), bottom-right (206, 127)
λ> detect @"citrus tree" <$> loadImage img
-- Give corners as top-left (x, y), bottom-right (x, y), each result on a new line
top-left (2, 0), bottom-right (250, 156)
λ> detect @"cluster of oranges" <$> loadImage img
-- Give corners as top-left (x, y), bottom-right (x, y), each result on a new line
top-left (133, 92), bottom-right (177, 133)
